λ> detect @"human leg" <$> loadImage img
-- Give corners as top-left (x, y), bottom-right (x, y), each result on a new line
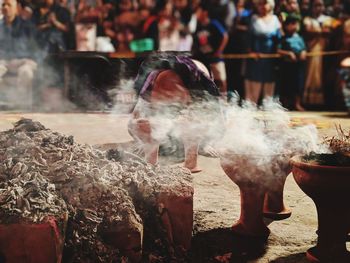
top-left (245, 80), bottom-right (262, 104)
top-left (210, 61), bottom-right (227, 100)
top-left (16, 59), bottom-right (37, 109)
top-left (263, 82), bottom-right (275, 100)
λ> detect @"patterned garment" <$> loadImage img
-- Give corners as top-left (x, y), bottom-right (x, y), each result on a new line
top-left (134, 52), bottom-right (220, 102)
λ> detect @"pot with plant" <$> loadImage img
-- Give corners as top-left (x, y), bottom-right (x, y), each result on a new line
top-left (291, 125), bottom-right (350, 262)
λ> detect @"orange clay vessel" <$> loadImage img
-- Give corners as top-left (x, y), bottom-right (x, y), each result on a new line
top-left (220, 153), bottom-right (291, 238)
top-left (291, 155), bottom-right (350, 263)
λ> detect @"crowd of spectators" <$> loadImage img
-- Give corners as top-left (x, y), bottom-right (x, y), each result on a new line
top-left (1, 0), bottom-right (350, 111)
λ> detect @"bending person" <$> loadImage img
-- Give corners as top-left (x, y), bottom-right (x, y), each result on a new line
top-left (128, 52), bottom-right (223, 173)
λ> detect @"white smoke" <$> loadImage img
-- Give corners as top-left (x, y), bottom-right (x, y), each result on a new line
top-left (217, 98), bottom-right (329, 157)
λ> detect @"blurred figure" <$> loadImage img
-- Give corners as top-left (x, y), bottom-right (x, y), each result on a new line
top-left (192, 1), bottom-right (229, 98)
top-left (0, 0), bottom-right (37, 109)
top-left (32, 0), bottom-right (71, 53)
top-left (300, 0), bottom-right (310, 17)
top-left (225, 0), bottom-right (252, 100)
top-left (244, 0), bottom-right (282, 104)
top-left (326, 0), bottom-right (345, 19)
top-left (208, 0), bottom-right (237, 30)
top-left (279, 0), bottom-right (301, 22)
top-left (0, 0), bottom-right (3, 20)
top-left (278, 14), bottom-right (307, 110)
top-left (302, 0), bottom-right (332, 106)
top-left (143, 0), bottom-right (181, 51)
top-left (18, 0), bottom-right (33, 20)
top-left (339, 57), bottom-right (350, 114)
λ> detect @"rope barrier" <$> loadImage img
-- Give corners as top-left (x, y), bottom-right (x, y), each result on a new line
top-left (108, 50), bottom-right (350, 59)
top-left (221, 50), bottom-right (350, 59)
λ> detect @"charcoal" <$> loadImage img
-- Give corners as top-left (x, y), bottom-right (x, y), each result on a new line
top-left (0, 119), bottom-right (193, 262)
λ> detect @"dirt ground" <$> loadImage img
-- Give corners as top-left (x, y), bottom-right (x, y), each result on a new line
top-left (0, 111), bottom-right (349, 263)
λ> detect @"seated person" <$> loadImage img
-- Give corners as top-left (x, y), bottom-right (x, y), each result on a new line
top-left (0, 0), bottom-right (37, 109)
top-left (128, 52), bottom-right (223, 172)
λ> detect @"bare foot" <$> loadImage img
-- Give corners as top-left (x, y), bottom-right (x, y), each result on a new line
top-left (295, 103), bottom-right (305, 112)
top-left (185, 165), bottom-right (202, 173)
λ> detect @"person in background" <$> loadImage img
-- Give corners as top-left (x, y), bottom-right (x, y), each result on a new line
top-left (300, 0), bottom-right (311, 17)
top-left (225, 0), bottom-right (252, 100)
top-left (103, 0), bottom-right (136, 51)
top-left (18, 0), bottom-right (33, 20)
top-left (278, 14), bottom-right (307, 110)
top-left (208, 0), bottom-right (237, 31)
top-left (32, 0), bottom-right (71, 53)
top-left (0, 0), bottom-right (37, 109)
top-left (244, 0), bottom-right (282, 104)
top-left (279, 0), bottom-right (301, 22)
top-left (142, 0), bottom-right (181, 51)
top-left (302, 0), bottom-right (332, 106)
top-left (192, 1), bottom-right (229, 98)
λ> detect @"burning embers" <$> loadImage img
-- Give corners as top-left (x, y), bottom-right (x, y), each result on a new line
top-left (0, 119), bottom-right (193, 262)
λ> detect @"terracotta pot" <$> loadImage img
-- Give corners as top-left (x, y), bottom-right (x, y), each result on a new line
top-left (263, 165), bottom-right (292, 220)
top-left (291, 155), bottom-right (350, 263)
top-left (0, 214), bottom-right (67, 263)
top-left (220, 153), bottom-right (291, 238)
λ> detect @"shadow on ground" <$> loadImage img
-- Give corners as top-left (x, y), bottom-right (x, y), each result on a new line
top-left (190, 228), bottom-right (268, 262)
top-left (323, 113), bottom-right (350, 119)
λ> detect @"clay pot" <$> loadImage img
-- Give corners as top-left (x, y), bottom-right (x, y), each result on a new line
top-left (0, 214), bottom-right (67, 263)
top-left (220, 153), bottom-right (291, 238)
top-left (291, 155), bottom-right (350, 263)
top-left (263, 165), bottom-right (292, 220)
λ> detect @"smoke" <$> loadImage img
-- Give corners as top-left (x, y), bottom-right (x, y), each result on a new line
top-left (211, 97), bottom-right (331, 187)
top-left (217, 97), bottom-right (328, 157)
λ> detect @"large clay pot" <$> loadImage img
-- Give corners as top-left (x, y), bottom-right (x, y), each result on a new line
top-left (220, 153), bottom-right (291, 238)
top-left (291, 155), bottom-right (350, 263)
top-left (0, 214), bottom-right (67, 263)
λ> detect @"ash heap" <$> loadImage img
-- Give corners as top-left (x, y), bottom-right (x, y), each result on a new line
top-left (0, 119), bottom-right (193, 262)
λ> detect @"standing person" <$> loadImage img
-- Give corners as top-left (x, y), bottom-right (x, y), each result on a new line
top-left (192, 1), bottom-right (229, 98)
top-left (32, 0), bottom-right (71, 53)
top-left (226, 0), bottom-right (252, 100)
top-left (278, 14), bottom-right (307, 110)
top-left (300, 0), bottom-right (311, 17)
top-left (302, 0), bottom-right (332, 106)
top-left (142, 0), bottom-right (181, 51)
top-left (0, 0), bottom-right (37, 109)
top-left (280, 0), bottom-right (301, 22)
top-left (244, 0), bottom-right (282, 104)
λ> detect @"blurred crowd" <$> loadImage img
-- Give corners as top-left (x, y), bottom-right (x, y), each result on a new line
top-left (1, 0), bottom-right (350, 111)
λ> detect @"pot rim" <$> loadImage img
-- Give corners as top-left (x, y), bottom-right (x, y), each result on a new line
top-left (290, 155), bottom-right (350, 171)
top-left (219, 150), bottom-right (290, 158)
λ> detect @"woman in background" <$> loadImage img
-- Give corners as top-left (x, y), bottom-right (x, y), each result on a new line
top-left (244, 0), bottom-right (282, 104)
top-left (302, 0), bottom-right (333, 106)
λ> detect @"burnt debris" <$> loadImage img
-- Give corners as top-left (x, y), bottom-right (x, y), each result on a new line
top-left (0, 119), bottom-right (193, 262)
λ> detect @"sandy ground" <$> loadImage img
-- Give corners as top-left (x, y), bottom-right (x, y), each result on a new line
top-left (0, 111), bottom-right (349, 262)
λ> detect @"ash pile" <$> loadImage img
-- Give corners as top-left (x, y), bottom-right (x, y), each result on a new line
top-left (0, 119), bottom-right (193, 262)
